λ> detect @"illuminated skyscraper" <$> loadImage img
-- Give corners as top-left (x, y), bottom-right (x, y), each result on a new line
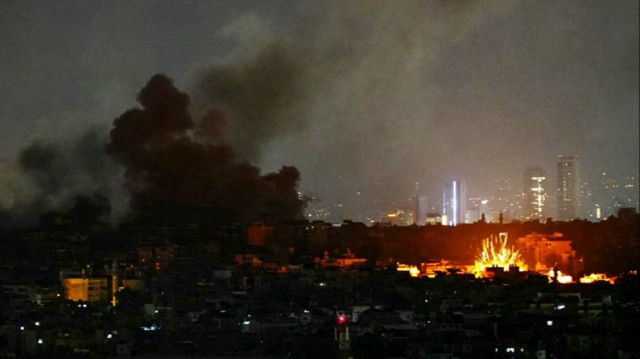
top-left (523, 167), bottom-right (546, 220)
top-left (443, 179), bottom-right (466, 226)
top-left (556, 155), bottom-right (579, 220)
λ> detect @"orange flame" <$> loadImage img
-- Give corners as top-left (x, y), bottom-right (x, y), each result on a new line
top-left (579, 273), bottom-right (615, 284)
top-left (547, 269), bottom-right (573, 283)
top-left (397, 263), bottom-right (421, 277)
top-left (474, 233), bottom-right (527, 275)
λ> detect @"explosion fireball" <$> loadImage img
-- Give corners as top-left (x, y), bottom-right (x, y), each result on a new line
top-left (474, 233), bottom-right (528, 274)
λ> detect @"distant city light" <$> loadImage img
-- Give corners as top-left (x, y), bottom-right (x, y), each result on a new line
top-left (141, 324), bottom-right (160, 331)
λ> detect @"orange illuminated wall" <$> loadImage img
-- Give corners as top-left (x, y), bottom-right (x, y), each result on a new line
top-left (63, 278), bottom-right (109, 302)
top-left (121, 279), bottom-right (145, 291)
top-left (336, 258), bottom-right (367, 267)
top-left (516, 232), bottom-right (579, 273)
top-left (247, 220), bottom-right (273, 246)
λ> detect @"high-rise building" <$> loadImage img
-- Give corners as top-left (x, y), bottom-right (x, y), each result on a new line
top-left (491, 177), bottom-right (520, 222)
top-left (523, 167), bottom-right (546, 221)
top-left (443, 179), bottom-right (466, 226)
top-left (595, 173), bottom-right (639, 219)
top-left (578, 180), bottom-right (594, 220)
top-left (413, 195), bottom-right (429, 225)
top-left (467, 197), bottom-right (491, 223)
top-left (556, 155), bottom-right (579, 220)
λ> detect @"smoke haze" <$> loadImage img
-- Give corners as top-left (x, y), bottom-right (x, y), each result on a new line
top-left (0, 128), bottom-right (127, 226)
top-left (0, 1), bottom-right (637, 224)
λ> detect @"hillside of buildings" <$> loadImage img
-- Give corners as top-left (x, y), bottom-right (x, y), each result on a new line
top-left (0, 208), bottom-right (637, 358)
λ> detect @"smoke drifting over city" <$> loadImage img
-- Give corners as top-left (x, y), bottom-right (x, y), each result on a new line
top-left (1, 5), bottom-right (638, 358)
top-left (0, 71), bottom-right (306, 226)
top-left (108, 73), bottom-right (304, 223)
top-left (192, 43), bottom-right (303, 163)
top-left (0, 1), bottom-right (638, 225)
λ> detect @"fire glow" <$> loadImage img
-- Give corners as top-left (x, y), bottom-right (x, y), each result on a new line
top-left (580, 273), bottom-right (616, 284)
top-left (397, 263), bottom-right (421, 278)
top-left (547, 269), bottom-right (573, 284)
top-left (393, 232), bottom-right (617, 285)
top-left (474, 233), bottom-right (527, 275)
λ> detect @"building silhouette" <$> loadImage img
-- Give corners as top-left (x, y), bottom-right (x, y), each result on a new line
top-left (413, 195), bottom-right (429, 225)
top-left (556, 155), bottom-right (579, 220)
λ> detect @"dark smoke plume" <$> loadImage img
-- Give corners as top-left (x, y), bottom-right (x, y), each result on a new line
top-left (192, 43), bottom-right (302, 162)
top-left (2, 128), bottom-right (125, 228)
top-left (108, 74), bottom-right (305, 224)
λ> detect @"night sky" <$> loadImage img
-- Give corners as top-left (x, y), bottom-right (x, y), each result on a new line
top-left (1, 1), bottom-right (638, 224)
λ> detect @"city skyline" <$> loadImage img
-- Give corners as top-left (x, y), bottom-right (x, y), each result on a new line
top-left (0, 1), bottom-right (638, 226)
top-left (304, 157), bottom-right (639, 225)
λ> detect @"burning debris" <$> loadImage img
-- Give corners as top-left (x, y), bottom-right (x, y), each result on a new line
top-left (396, 263), bottom-right (421, 278)
top-left (579, 273), bottom-right (616, 284)
top-left (547, 268), bottom-right (573, 284)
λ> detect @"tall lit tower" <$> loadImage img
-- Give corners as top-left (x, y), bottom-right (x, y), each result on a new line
top-left (443, 179), bottom-right (466, 226)
top-left (523, 167), bottom-right (546, 221)
top-left (556, 155), bottom-right (579, 220)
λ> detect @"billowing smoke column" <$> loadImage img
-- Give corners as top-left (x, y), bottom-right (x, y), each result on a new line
top-left (1, 68), bottom-right (304, 229)
top-left (191, 43), bottom-right (302, 163)
top-left (107, 73), bottom-right (305, 224)
top-left (1, 129), bottom-right (123, 228)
